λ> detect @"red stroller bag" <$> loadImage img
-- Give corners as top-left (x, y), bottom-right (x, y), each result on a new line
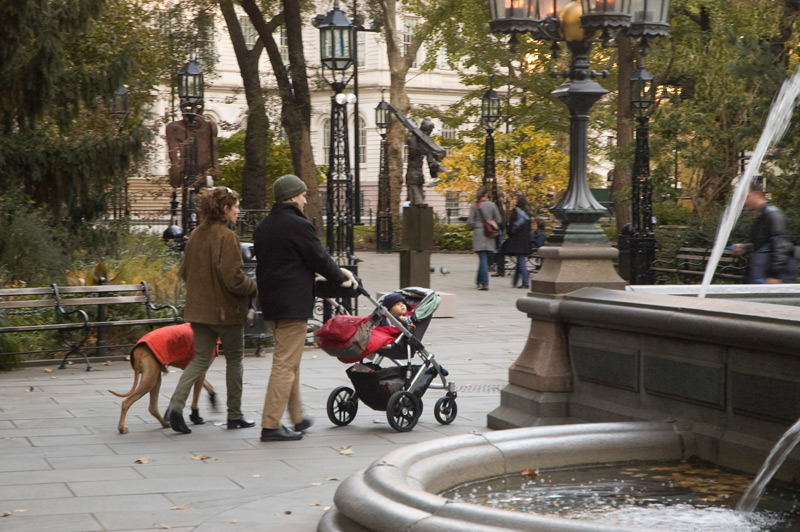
top-left (315, 315), bottom-right (371, 360)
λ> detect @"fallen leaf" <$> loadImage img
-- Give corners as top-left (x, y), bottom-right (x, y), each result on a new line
top-left (230, 519), bottom-right (238, 524)
top-left (13, 509), bottom-right (26, 513)
top-left (1, 512), bottom-right (9, 517)
top-left (252, 474), bottom-right (261, 478)
top-left (477, 325), bottom-right (485, 328)
top-left (170, 505), bottom-right (186, 510)
top-left (372, 419), bottom-right (386, 424)
top-left (310, 502), bottom-right (321, 506)
top-left (28, 387), bottom-right (34, 392)
top-left (44, 368), bottom-right (52, 373)
top-left (325, 477), bottom-right (339, 482)
top-left (134, 457), bottom-right (150, 464)
top-left (521, 468), bottom-right (539, 478)
top-left (103, 361), bottom-right (112, 366)
top-left (159, 526), bottom-right (171, 530)
top-left (50, 376), bottom-right (57, 379)
top-left (338, 446), bottom-right (353, 456)
top-left (193, 455), bottom-right (212, 460)
top-left (309, 482), bottom-right (322, 486)
top-left (284, 510), bottom-right (292, 515)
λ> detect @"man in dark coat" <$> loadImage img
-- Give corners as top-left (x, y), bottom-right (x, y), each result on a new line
top-left (733, 180), bottom-right (797, 283)
top-left (253, 174), bottom-right (357, 441)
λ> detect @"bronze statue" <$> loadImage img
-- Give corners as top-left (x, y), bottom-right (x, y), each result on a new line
top-left (405, 118), bottom-right (445, 206)
top-left (166, 102), bottom-right (220, 189)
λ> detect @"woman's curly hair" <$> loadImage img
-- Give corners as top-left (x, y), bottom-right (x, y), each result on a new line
top-left (197, 187), bottom-right (238, 224)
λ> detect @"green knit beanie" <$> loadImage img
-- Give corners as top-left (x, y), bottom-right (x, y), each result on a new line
top-left (273, 174), bottom-right (308, 203)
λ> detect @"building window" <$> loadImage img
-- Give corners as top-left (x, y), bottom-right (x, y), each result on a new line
top-left (403, 18), bottom-right (418, 68)
top-left (240, 16), bottom-right (257, 49)
top-left (279, 28), bottom-right (289, 65)
top-left (441, 124), bottom-right (456, 140)
top-left (357, 31), bottom-right (366, 68)
top-left (445, 191), bottom-right (461, 217)
top-left (358, 117), bottom-right (367, 165)
top-left (437, 47), bottom-right (451, 71)
top-left (322, 119), bottom-right (331, 163)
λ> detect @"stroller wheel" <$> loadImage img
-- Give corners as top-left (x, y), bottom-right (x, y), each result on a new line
top-left (327, 386), bottom-right (358, 426)
top-left (386, 391), bottom-right (422, 432)
top-left (434, 396), bottom-right (458, 425)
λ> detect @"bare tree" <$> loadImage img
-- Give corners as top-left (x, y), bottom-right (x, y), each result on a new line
top-left (219, 0), bottom-right (269, 210)
top-left (240, 0), bottom-right (324, 229)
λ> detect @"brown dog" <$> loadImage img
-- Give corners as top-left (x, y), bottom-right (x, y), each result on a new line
top-left (108, 323), bottom-right (218, 434)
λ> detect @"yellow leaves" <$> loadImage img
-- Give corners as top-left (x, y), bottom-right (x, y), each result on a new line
top-left (435, 125), bottom-right (569, 210)
top-left (192, 455), bottom-right (213, 461)
top-left (134, 457), bottom-right (150, 464)
top-left (338, 446), bottom-right (353, 456)
top-left (170, 504), bottom-right (186, 510)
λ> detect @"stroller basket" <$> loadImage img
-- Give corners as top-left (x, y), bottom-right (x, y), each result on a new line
top-left (346, 362), bottom-right (435, 411)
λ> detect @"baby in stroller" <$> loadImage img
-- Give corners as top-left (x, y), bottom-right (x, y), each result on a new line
top-left (316, 286), bottom-right (457, 432)
top-left (378, 292), bottom-right (414, 329)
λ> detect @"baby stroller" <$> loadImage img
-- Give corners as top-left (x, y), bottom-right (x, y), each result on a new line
top-left (315, 284), bottom-right (458, 432)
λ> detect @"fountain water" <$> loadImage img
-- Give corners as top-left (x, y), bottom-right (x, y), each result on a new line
top-left (737, 417), bottom-right (800, 513)
top-left (693, 67), bottom-right (800, 514)
top-left (699, 67), bottom-right (800, 297)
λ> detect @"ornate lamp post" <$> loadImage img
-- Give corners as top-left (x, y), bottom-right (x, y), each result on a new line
top-left (481, 77), bottom-right (502, 201)
top-left (629, 61), bottom-right (656, 284)
top-left (317, 0), bottom-right (358, 314)
top-left (317, 0), bottom-right (356, 264)
top-left (175, 59), bottom-right (205, 240)
top-left (489, 0), bottom-right (670, 293)
top-left (375, 91), bottom-right (393, 252)
top-left (628, 0), bottom-right (671, 284)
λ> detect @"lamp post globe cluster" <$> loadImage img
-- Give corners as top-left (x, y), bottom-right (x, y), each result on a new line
top-left (488, 0), bottom-right (670, 290)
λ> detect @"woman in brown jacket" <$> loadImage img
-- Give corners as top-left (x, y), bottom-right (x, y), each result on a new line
top-left (167, 187), bottom-right (257, 434)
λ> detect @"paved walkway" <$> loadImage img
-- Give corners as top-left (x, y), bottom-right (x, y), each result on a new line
top-left (0, 252), bottom-right (535, 532)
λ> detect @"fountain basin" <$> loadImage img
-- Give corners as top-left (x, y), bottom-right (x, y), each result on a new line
top-left (318, 421), bottom-right (694, 532)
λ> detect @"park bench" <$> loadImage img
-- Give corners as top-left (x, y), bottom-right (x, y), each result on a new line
top-left (651, 246), bottom-right (748, 284)
top-left (0, 282), bottom-right (180, 371)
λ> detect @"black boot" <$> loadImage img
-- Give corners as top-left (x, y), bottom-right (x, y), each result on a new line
top-left (169, 410), bottom-right (192, 434)
top-left (189, 408), bottom-right (205, 425)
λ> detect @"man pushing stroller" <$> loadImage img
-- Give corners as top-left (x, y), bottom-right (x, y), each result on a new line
top-left (253, 174), bottom-right (358, 442)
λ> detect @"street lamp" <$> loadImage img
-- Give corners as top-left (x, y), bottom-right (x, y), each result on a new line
top-left (171, 58), bottom-right (205, 246)
top-left (481, 76), bottom-right (502, 201)
top-left (375, 91), bottom-right (393, 252)
top-left (177, 59), bottom-right (204, 106)
top-left (316, 0), bottom-right (357, 314)
top-left (489, 0), bottom-right (670, 293)
top-left (627, 0), bottom-right (671, 283)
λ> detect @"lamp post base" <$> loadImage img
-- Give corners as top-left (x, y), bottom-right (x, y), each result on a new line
top-left (530, 243), bottom-right (627, 295)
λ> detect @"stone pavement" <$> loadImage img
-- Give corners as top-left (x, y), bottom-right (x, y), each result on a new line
top-left (0, 252), bottom-right (535, 532)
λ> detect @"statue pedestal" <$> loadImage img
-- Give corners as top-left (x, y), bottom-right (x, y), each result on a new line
top-left (488, 241), bottom-right (626, 429)
top-left (400, 205), bottom-right (433, 288)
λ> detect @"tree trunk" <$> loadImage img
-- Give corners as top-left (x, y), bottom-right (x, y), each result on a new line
top-left (613, 34), bottom-right (635, 234)
top-left (239, 0), bottom-right (322, 231)
top-left (219, 0), bottom-right (267, 210)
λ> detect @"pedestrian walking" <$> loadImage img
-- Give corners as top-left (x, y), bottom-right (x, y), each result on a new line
top-left (503, 193), bottom-right (533, 289)
top-left (467, 185), bottom-right (502, 291)
top-left (168, 186), bottom-right (257, 434)
top-left (253, 174), bottom-right (358, 441)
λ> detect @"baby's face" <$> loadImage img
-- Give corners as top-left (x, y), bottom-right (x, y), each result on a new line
top-left (390, 302), bottom-right (407, 316)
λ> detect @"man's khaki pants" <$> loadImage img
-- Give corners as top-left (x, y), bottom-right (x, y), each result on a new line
top-left (262, 319), bottom-right (307, 429)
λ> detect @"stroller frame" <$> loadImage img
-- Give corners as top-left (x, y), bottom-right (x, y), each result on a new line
top-left (323, 286), bottom-right (458, 432)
